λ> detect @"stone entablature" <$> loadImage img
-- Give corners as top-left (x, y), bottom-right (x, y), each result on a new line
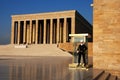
top-left (12, 10), bottom-right (76, 21)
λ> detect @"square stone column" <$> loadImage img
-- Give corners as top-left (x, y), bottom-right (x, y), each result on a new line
top-left (50, 19), bottom-right (53, 44)
top-left (32, 24), bottom-right (35, 43)
top-left (66, 20), bottom-right (69, 42)
top-left (40, 23), bottom-right (42, 44)
top-left (11, 20), bottom-right (14, 44)
top-left (35, 20), bottom-right (38, 44)
top-left (43, 19), bottom-right (46, 44)
top-left (59, 22), bottom-right (62, 43)
top-left (71, 17), bottom-right (75, 34)
top-left (71, 17), bottom-right (75, 42)
top-left (29, 20), bottom-right (32, 44)
top-left (57, 19), bottom-right (59, 43)
top-left (63, 18), bottom-right (67, 43)
top-left (17, 21), bottom-right (20, 44)
top-left (23, 21), bottom-right (26, 43)
top-left (53, 22), bottom-right (56, 43)
top-left (26, 24), bottom-right (30, 44)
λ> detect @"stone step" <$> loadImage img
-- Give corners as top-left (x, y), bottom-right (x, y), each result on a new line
top-left (109, 75), bottom-right (117, 80)
top-left (93, 69), bottom-right (104, 80)
top-left (93, 69), bottom-right (120, 80)
top-left (97, 72), bottom-right (110, 80)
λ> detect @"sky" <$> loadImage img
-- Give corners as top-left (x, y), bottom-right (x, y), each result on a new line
top-left (0, 0), bottom-right (93, 45)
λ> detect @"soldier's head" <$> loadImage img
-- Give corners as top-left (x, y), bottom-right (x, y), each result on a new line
top-left (80, 40), bottom-right (84, 44)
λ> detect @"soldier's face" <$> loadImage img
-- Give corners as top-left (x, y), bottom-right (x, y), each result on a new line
top-left (80, 42), bottom-right (83, 44)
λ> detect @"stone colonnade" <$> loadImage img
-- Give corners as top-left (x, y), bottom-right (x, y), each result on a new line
top-left (11, 18), bottom-right (74, 44)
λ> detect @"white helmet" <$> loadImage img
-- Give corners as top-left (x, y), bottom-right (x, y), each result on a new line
top-left (80, 40), bottom-right (83, 42)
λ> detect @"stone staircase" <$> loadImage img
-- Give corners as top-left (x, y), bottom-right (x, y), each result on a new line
top-left (93, 69), bottom-right (120, 80)
top-left (0, 44), bottom-right (73, 57)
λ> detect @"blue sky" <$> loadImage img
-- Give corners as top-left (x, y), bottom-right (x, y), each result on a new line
top-left (0, 0), bottom-right (93, 44)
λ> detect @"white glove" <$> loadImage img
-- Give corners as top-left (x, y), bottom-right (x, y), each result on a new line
top-left (76, 50), bottom-right (79, 53)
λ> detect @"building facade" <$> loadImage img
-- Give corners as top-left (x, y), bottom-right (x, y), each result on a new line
top-left (11, 10), bottom-right (92, 44)
top-left (93, 0), bottom-right (120, 77)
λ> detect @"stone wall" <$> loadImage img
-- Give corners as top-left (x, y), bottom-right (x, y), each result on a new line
top-left (58, 42), bottom-right (74, 53)
top-left (58, 42), bottom-right (93, 57)
top-left (93, 0), bottom-right (120, 77)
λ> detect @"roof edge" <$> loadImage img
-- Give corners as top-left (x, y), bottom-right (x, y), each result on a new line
top-left (11, 10), bottom-right (77, 17)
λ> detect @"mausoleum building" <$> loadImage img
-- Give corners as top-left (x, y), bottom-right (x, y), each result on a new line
top-left (11, 10), bottom-right (92, 44)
